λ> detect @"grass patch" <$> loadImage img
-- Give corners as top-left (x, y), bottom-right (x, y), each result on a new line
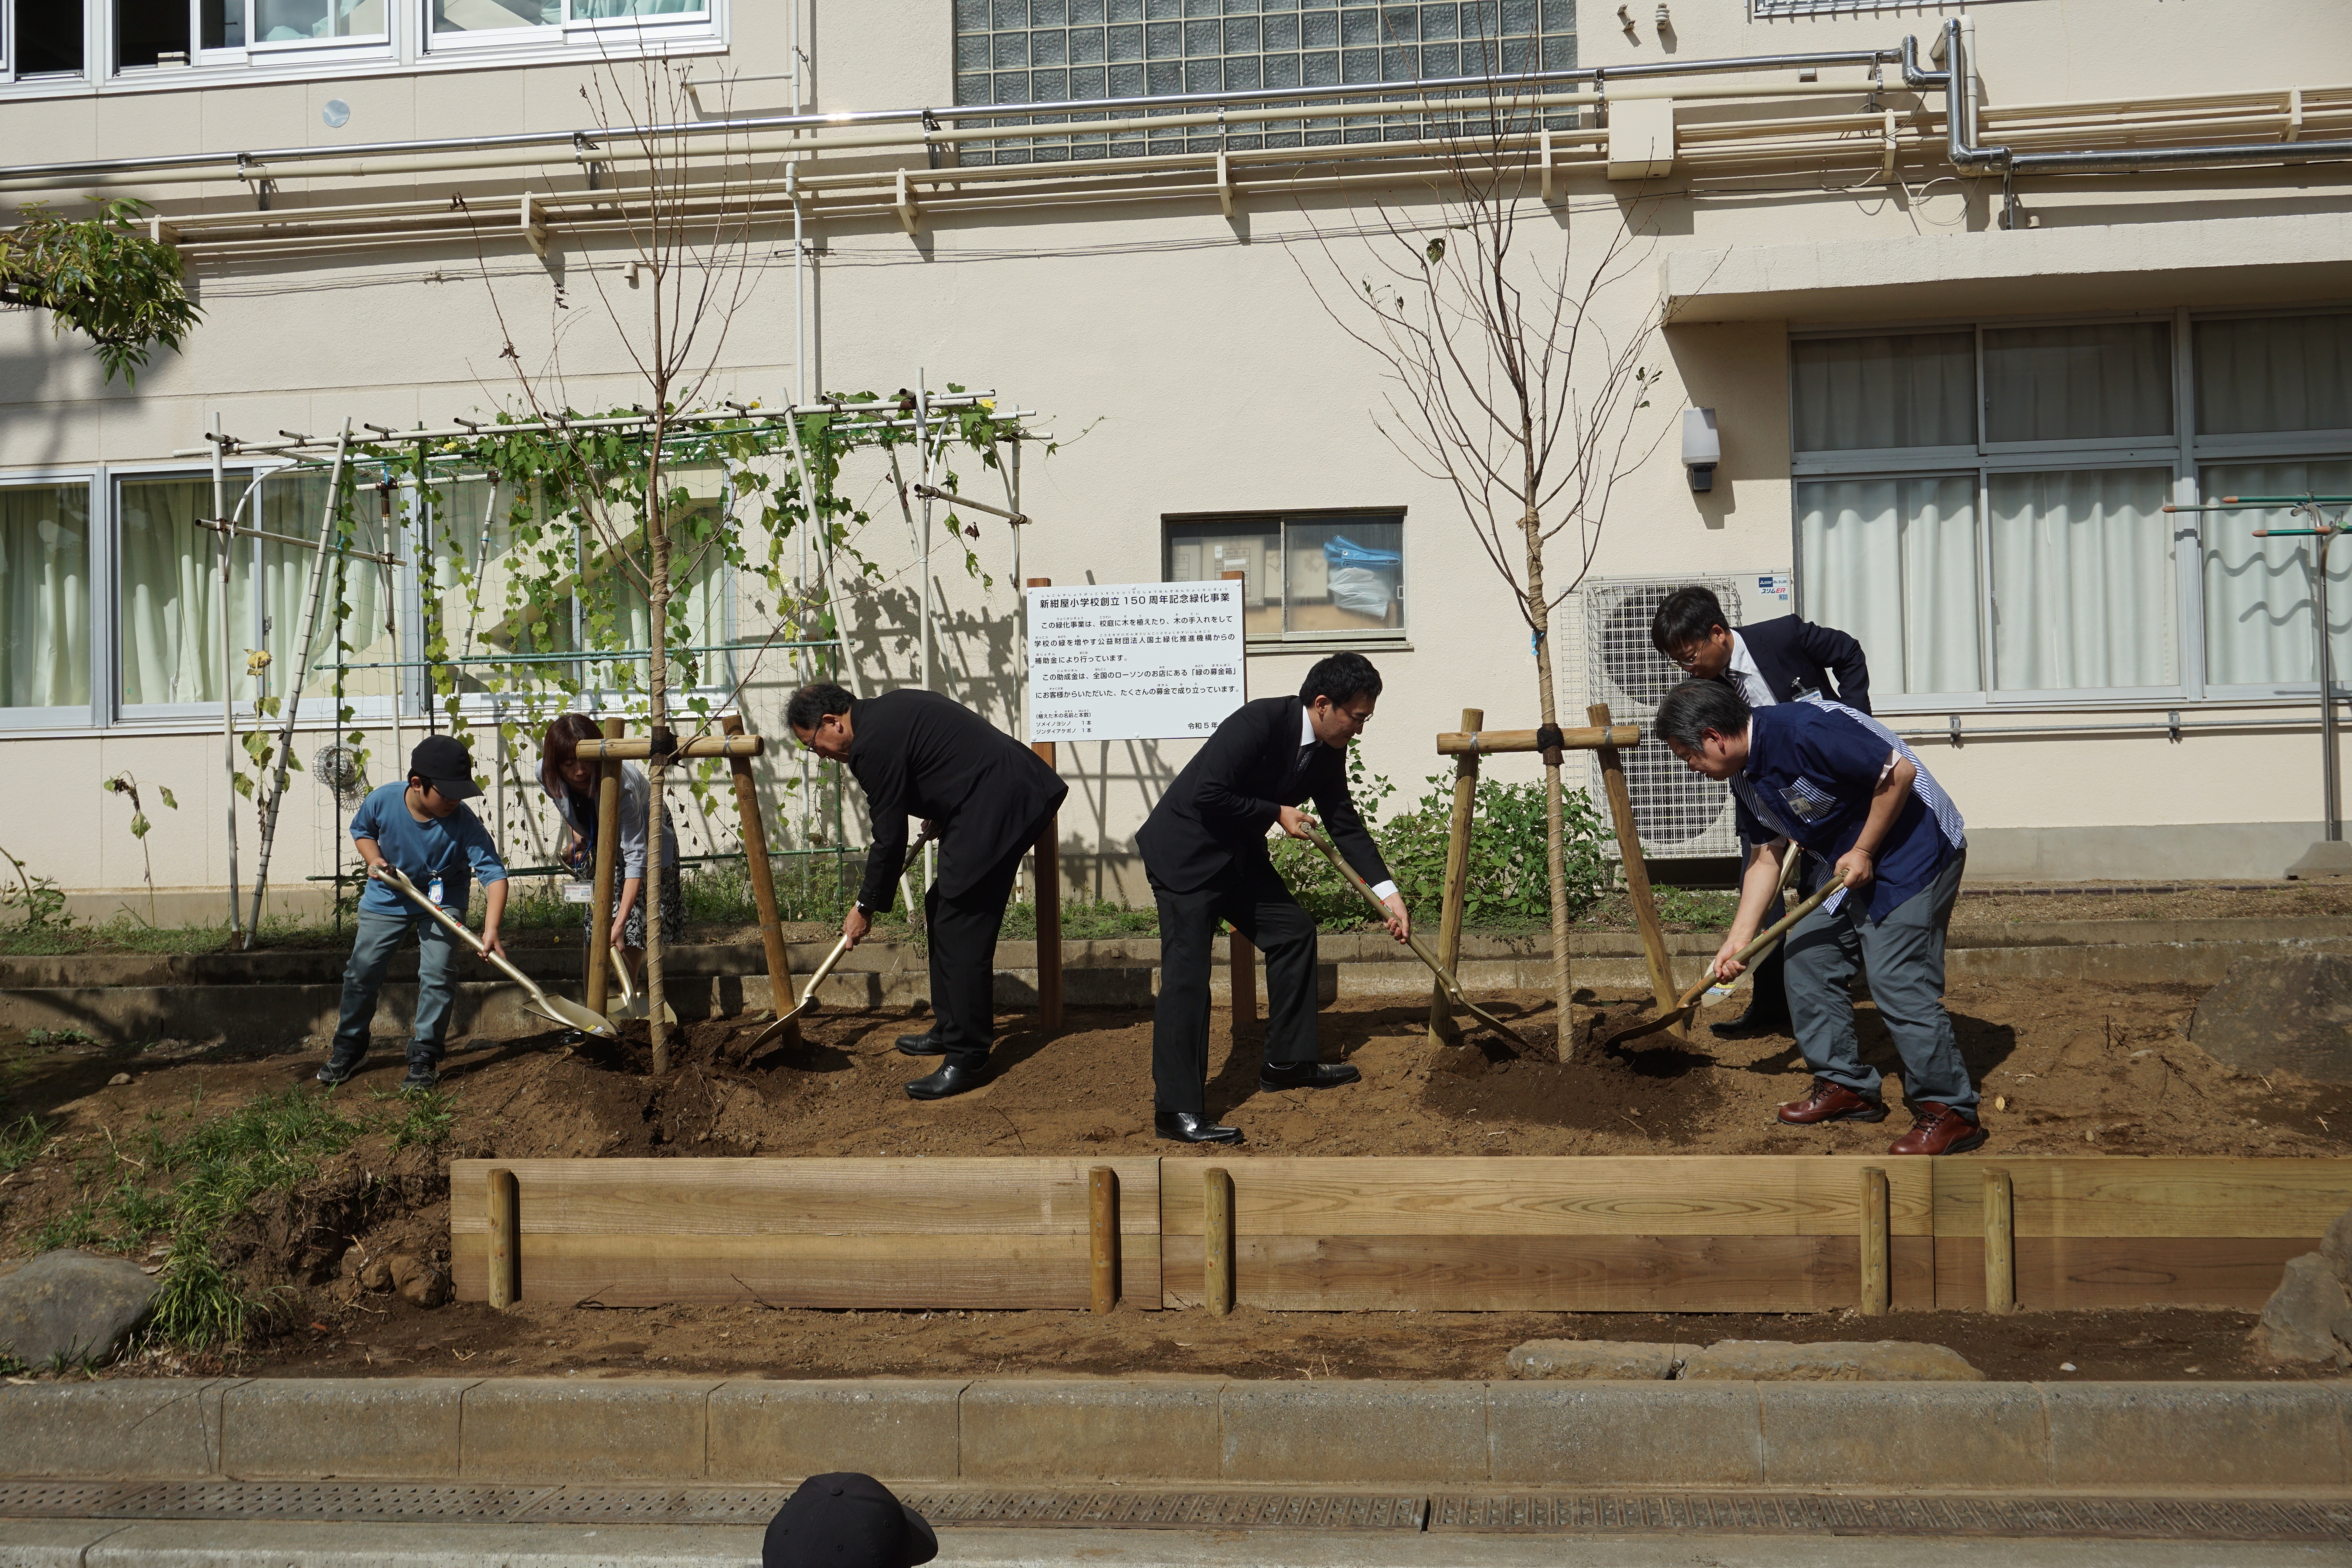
top-left (0, 1113), bottom-right (50, 1174)
top-left (21, 1083), bottom-right (458, 1351)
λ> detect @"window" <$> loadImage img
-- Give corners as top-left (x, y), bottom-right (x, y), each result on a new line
top-left (13, 0), bottom-right (86, 73)
top-left (428, 0), bottom-right (706, 43)
top-left (953, 0), bottom-right (1577, 165)
top-left (1165, 510), bottom-right (1405, 641)
top-left (0, 481), bottom-right (93, 718)
top-left (1793, 310), bottom-right (2352, 709)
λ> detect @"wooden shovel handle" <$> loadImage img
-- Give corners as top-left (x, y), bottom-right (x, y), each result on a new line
top-left (1677, 866), bottom-right (1850, 1009)
top-left (373, 865), bottom-right (538, 994)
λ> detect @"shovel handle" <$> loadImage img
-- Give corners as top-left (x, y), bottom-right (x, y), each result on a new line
top-left (373, 865), bottom-right (538, 993)
top-left (1678, 866), bottom-right (1851, 1009)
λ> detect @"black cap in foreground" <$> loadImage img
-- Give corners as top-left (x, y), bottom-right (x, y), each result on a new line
top-left (763, 1473), bottom-right (938, 1568)
top-left (408, 735), bottom-right (483, 801)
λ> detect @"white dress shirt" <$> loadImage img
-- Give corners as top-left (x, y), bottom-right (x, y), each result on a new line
top-left (1725, 631), bottom-right (1779, 710)
top-left (1297, 707), bottom-right (1399, 901)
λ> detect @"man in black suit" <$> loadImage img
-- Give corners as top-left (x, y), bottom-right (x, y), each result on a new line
top-left (789, 682), bottom-right (1068, 1102)
top-left (1648, 586), bottom-right (1873, 1039)
top-left (1136, 652), bottom-right (1409, 1145)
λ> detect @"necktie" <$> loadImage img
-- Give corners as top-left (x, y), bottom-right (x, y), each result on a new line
top-left (1288, 743), bottom-right (1316, 793)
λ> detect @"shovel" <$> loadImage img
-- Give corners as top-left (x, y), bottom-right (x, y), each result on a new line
top-left (1599, 866), bottom-right (1850, 1050)
top-left (370, 865), bottom-right (617, 1039)
top-left (607, 945), bottom-right (677, 1027)
top-left (740, 828), bottom-right (937, 1054)
top-left (1296, 823), bottom-right (1532, 1050)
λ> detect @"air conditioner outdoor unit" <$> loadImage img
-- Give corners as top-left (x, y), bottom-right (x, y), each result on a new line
top-left (1579, 573), bottom-right (1748, 860)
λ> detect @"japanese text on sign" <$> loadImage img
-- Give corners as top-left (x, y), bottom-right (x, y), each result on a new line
top-left (1027, 581), bottom-right (1247, 742)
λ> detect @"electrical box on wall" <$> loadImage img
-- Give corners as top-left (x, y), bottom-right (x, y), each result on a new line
top-left (1606, 97), bottom-right (1675, 180)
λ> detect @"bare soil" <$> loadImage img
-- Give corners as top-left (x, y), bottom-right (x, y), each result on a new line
top-left (3, 972), bottom-right (2348, 1385)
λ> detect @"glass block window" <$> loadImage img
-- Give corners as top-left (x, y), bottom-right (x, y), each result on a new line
top-left (953, 0), bottom-right (1578, 166)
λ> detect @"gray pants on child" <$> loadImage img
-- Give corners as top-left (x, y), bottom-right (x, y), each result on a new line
top-left (329, 910), bottom-right (459, 1071)
top-left (1782, 847), bottom-right (1976, 1117)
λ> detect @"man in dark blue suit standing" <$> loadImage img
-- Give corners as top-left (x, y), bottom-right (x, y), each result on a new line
top-left (1649, 586), bottom-right (1873, 1039)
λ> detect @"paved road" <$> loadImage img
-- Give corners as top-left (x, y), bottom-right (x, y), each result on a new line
top-left (2, 1520), bottom-right (2347, 1568)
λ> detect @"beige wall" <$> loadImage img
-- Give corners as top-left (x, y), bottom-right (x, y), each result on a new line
top-left (5, 0), bottom-right (2352, 906)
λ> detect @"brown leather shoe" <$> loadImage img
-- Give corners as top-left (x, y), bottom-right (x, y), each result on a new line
top-left (1777, 1076), bottom-right (1887, 1125)
top-left (1889, 1102), bottom-right (1988, 1156)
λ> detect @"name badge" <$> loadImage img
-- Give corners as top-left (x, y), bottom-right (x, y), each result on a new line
top-left (426, 877), bottom-right (445, 906)
top-left (562, 880), bottom-right (593, 904)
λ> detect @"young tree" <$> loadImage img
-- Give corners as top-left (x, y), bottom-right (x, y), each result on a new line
top-left (1305, 62), bottom-right (1673, 1052)
top-left (470, 54), bottom-right (771, 1073)
top-left (0, 198), bottom-right (200, 385)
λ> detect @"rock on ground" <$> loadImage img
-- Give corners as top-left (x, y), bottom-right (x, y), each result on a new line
top-left (2189, 953), bottom-right (2352, 1082)
top-left (388, 1254), bottom-right (450, 1309)
top-left (1675, 1339), bottom-right (1986, 1381)
top-left (2322, 1208), bottom-right (2352, 1283)
top-left (1506, 1339), bottom-right (1692, 1379)
top-left (2252, 1251), bottom-right (2351, 1363)
top-left (0, 1249), bottom-right (160, 1369)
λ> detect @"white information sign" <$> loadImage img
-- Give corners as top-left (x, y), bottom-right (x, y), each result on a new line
top-left (1027, 581), bottom-right (1247, 743)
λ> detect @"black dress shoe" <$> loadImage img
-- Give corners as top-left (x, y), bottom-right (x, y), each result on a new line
top-left (904, 1061), bottom-right (991, 1100)
top-left (895, 1029), bottom-right (947, 1057)
top-left (1155, 1111), bottom-right (1243, 1144)
top-left (1259, 1061), bottom-right (1361, 1091)
top-left (1710, 1002), bottom-right (1793, 1040)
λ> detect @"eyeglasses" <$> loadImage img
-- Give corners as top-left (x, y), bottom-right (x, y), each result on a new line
top-left (1667, 645), bottom-right (1706, 669)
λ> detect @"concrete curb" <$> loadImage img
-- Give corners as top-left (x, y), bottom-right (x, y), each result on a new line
top-left (3, 1379), bottom-right (2347, 1492)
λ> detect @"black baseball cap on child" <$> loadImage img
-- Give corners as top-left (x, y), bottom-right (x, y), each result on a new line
top-left (762, 1474), bottom-right (937, 1568)
top-left (408, 735), bottom-right (483, 801)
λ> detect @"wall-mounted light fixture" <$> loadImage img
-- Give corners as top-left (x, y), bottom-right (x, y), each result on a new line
top-left (1682, 408), bottom-right (1720, 492)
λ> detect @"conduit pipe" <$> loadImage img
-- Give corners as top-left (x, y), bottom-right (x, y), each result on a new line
top-left (0, 45), bottom-right (1909, 191)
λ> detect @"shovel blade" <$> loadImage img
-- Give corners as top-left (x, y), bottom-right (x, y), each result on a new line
top-left (1599, 1005), bottom-right (1697, 1051)
top-left (536, 994), bottom-right (619, 1038)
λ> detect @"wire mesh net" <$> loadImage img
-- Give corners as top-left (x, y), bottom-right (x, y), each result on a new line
top-left (1578, 575), bottom-right (1744, 860)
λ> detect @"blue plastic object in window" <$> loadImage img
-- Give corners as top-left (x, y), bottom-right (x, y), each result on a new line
top-left (1321, 534), bottom-right (1401, 569)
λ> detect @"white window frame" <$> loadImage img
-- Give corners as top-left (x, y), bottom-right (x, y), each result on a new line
top-left (1162, 506), bottom-right (1410, 649)
top-left (0, 0), bottom-right (724, 93)
top-left (1790, 306), bottom-right (2352, 717)
top-left (0, 469), bottom-right (103, 732)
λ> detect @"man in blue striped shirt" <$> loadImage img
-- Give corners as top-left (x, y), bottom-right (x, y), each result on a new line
top-left (1654, 680), bottom-right (1982, 1157)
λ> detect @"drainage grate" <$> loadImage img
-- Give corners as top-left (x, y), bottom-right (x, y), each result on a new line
top-left (899, 1489), bottom-right (1425, 1530)
top-left (100, 1483), bottom-right (558, 1523)
top-left (0, 1483), bottom-right (2343, 1541)
top-left (0, 1482), bottom-right (143, 1519)
top-left (1430, 1493), bottom-right (2352, 1542)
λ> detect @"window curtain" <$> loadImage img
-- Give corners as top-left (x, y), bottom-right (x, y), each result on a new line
top-left (1988, 468), bottom-right (2176, 691)
top-left (1983, 323), bottom-right (2173, 443)
top-left (2196, 314), bottom-right (2352, 435)
top-left (0, 484), bottom-right (91, 709)
top-left (259, 472), bottom-right (389, 702)
top-left (118, 479), bottom-right (234, 707)
top-left (428, 479), bottom-right (575, 697)
top-left (2201, 459), bottom-right (2352, 688)
top-left (1797, 475), bottom-right (1980, 696)
top-left (1791, 331), bottom-right (1975, 452)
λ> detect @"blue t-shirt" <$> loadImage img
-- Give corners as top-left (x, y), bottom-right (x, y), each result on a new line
top-left (1730, 701), bottom-right (1964, 924)
top-left (348, 782), bottom-right (508, 919)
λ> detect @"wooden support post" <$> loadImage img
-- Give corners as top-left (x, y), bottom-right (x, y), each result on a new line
top-left (1203, 1165), bottom-right (1234, 1316)
top-left (1027, 578), bottom-right (1064, 1033)
top-left (1858, 1165), bottom-right (1889, 1317)
top-left (1588, 702), bottom-right (1679, 1016)
top-left (584, 717), bottom-right (623, 1018)
top-left (1429, 706), bottom-right (1483, 1049)
top-left (1089, 1165), bottom-right (1118, 1313)
top-left (486, 1167), bottom-right (519, 1310)
top-left (724, 714), bottom-right (797, 1043)
top-left (1984, 1168), bottom-right (2016, 1314)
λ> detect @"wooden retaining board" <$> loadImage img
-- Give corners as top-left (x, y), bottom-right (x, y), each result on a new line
top-left (450, 1157), bottom-right (1160, 1308)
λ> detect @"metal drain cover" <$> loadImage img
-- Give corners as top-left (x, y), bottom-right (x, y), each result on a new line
top-left (1430, 1492), bottom-right (2352, 1541)
top-left (100, 1483), bottom-right (557, 1522)
top-left (0, 1482), bottom-right (142, 1519)
top-left (900, 1489), bottom-right (1425, 1530)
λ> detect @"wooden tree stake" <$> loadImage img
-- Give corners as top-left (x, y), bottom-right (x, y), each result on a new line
top-left (1027, 578), bottom-right (1064, 1033)
top-left (1858, 1165), bottom-right (1889, 1317)
top-left (1203, 1165), bottom-right (1234, 1316)
top-left (486, 1167), bottom-right (520, 1310)
top-left (584, 717), bottom-right (623, 1018)
top-left (1089, 1165), bottom-right (1118, 1313)
top-left (1985, 1168), bottom-right (2016, 1313)
top-left (724, 714), bottom-right (797, 1045)
top-left (1429, 706), bottom-right (1483, 1049)
top-left (1588, 702), bottom-right (1678, 1016)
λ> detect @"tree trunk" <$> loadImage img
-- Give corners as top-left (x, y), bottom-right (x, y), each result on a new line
top-left (645, 438), bottom-right (672, 1075)
top-left (1521, 504), bottom-right (1575, 1059)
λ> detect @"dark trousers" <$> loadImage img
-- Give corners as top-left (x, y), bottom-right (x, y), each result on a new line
top-left (1149, 858), bottom-right (1319, 1116)
top-left (922, 829), bottom-right (1033, 1070)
